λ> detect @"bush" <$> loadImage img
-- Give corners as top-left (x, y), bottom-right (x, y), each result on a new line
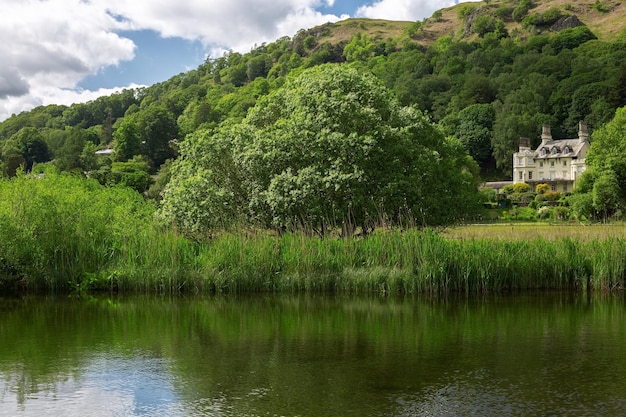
top-left (512, 0), bottom-right (533, 22)
top-left (568, 192), bottom-right (594, 221)
top-left (479, 187), bottom-right (497, 203)
top-left (544, 190), bottom-right (561, 201)
top-left (535, 183), bottom-right (550, 194)
top-left (513, 182), bottom-right (530, 193)
top-left (503, 206), bottom-right (537, 221)
top-left (502, 184), bottom-right (515, 195)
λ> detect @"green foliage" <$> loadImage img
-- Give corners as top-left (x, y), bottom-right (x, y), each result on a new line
top-left (550, 27), bottom-right (597, 53)
top-left (159, 64), bottom-right (480, 236)
top-left (343, 33), bottom-right (376, 62)
top-left (513, 182), bottom-right (530, 193)
top-left (474, 16), bottom-right (497, 36)
top-left (535, 183), bottom-right (550, 194)
top-left (502, 184), bottom-right (515, 195)
top-left (113, 116), bottom-right (141, 161)
top-left (593, 172), bottom-right (620, 219)
top-left (458, 4), bottom-right (477, 19)
top-left (568, 192), bottom-right (594, 221)
top-left (0, 171), bottom-right (157, 291)
top-left (1, 127), bottom-right (51, 173)
top-left (512, 0), bottom-right (533, 22)
top-left (593, 0), bottom-right (610, 13)
top-left (453, 104), bottom-right (495, 166)
top-left (583, 106), bottom-right (626, 215)
top-left (136, 105), bottom-right (178, 169)
top-left (479, 186), bottom-right (497, 203)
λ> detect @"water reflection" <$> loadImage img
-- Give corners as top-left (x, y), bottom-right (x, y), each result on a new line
top-left (0, 293), bottom-right (625, 416)
top-left (1, 353), bottom-right (181, 417)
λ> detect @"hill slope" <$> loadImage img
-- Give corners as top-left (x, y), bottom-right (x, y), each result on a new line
top-left (303, 0), bottom-right (626, 48)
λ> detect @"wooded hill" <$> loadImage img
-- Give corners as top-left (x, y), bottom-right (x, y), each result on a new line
top-left (1, 0), bottom-right (626, 185)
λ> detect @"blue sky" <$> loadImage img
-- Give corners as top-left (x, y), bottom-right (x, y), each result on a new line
top-left (0, 0), bottom-right (473, 121)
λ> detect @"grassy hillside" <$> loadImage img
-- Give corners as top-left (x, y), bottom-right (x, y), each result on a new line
top-left (304, 0), bottom-right (626, 49)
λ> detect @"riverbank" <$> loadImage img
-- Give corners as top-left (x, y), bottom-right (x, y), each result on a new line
top-left (1, 173), bottom-right (625, 294)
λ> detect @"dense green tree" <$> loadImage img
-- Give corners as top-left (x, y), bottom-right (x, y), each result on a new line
top-left (2, 127), bottom-right (51, 171)
top-left (113, 116), bottom-right (141, 162)
top-left (159, 64), bottom-right (480, 236)
top-left (454, 104), bottom-right (495, 167)
top-left (137, 105), bottom-right (178, 169)
top-left (55, 127), bottom-right (85, 171)
top-left (573, 106), bottom-right (626, 219)
top-left (343, 33), bottom-right (376, 62)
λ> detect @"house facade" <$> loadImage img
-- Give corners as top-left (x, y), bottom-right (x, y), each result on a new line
top-left (512, 121), bottom-right (590, 193)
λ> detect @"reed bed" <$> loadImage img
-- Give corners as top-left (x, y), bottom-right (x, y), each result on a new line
top-left (2, 173), bottom-right (626, 294)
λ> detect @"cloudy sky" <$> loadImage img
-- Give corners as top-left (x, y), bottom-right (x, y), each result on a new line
top-left (0, 0), bottom-right (472, 122)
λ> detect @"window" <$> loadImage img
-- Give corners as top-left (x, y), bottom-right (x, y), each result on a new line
top-left (517, 157), bottom-right (523, 165)
top-left (551, 184), bottom-right (556, 191)
top-left (519, 171), bottom-right (523, 180)
top-left (541, 148), bottom-right (547, 156)
top-left (563, 160), bottom-right (567, 166)
top-left (539, 161), bottom-right (544, 168)
top-left (550, 161), bottom-right (555, 167)
top-left (528, 171), bottom-right (533, 180)
top-left (563, 184), bottom-right (568, 192)
top-left (527, 157), bottom-right (534, 165)
top-left (539, 171), bottom-right (544, 179)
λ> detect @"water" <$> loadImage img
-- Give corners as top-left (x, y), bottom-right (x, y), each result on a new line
top-left (1, 293), bottom-right (625, 416)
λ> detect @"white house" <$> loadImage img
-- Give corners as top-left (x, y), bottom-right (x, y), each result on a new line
top-left (512, 121), bottom-right (590, 193)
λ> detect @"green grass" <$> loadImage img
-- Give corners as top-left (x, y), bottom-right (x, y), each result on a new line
top-left (2, 173), bottom-right (626, 294)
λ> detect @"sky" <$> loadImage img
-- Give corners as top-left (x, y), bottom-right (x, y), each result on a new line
top-left (0, 0), bottom-right (473, 122)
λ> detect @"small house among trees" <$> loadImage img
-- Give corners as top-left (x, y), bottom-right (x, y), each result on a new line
top-left (513, 122), bottom-right (590, 193)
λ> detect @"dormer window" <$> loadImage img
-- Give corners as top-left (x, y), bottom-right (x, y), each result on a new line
top-left (551, 147), bottom-right (559, 155)
top-left (540, 148), bottom-right (547, 156)
top-left (563, 146), bottom-right (571, 155)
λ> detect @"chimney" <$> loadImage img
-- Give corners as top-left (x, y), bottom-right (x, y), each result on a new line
top-left (519, 137), bottom-right (530, 151)
top-left (541, 124), bottom-right (552, 145)
top-left (578, 121), bottom-right (589, 142)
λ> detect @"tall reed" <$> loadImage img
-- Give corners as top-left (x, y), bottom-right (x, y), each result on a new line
top-left (2, 173), bottom-right (626, 294)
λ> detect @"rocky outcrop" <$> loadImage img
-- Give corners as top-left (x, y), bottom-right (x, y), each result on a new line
top-left (550, 15), bottom-right (583, 32)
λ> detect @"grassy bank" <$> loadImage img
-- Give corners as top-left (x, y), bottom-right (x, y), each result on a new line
top-left (1, 173), bottom-right (626, 294)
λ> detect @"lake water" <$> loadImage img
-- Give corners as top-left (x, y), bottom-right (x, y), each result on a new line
top-left (1, 292), bottom-right (625, 416)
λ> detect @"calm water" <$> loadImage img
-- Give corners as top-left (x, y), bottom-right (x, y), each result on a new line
top-left (1, 292), bottom-right (625, 416)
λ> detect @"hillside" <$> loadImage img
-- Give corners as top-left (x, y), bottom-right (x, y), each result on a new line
top-left (301, 0), bottom-right (626, 49)
top-left (1, 0), bottom-right (626, 185)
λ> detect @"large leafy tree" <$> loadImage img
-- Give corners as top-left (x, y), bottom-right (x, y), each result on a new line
top-left (575, 106), bottom-right (626, 219)
top-left (159, 64), bottom-right (480, 236)
top-left (2, 127), bottom-right (51, 172)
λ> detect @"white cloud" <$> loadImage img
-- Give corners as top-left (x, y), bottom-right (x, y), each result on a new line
top-left (0, 0), bottom-right (346, 121)
top-left (0, 0), bottom-right (472, 122)
top-left (356, 0), bottom-right (479, 21)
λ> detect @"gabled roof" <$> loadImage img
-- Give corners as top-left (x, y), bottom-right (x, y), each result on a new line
top-left (535, 138), bottom-right (586, 159)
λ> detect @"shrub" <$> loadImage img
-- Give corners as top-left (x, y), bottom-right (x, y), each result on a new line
top-left (544, 190), bottom-right (561, 201)
top-left (480, 187), bottom-right (497, 203)
top-left (535, 183), bottom-right (550, 194)
top-left (513, 182), bottom-right (530, 193)
top-left (502, 184), bottom-right (515, 195)
top-left (512, 0), bottom-right (533, 22)
top-left (474, 16), bottom-right (497, 36)
top-left (495, 6), bottom-right (513, 20)
top-left (542, 7), bottom-right (564, 25)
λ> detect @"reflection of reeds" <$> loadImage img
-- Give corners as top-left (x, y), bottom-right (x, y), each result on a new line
top-left (2, 174), bottom-right (626, 293)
